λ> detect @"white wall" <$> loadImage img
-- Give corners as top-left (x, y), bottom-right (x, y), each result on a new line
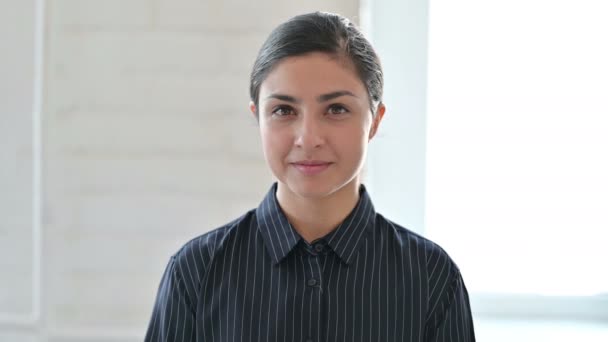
top-left (364, 0), bottom-right (429, 234)
top-left (0, 0), bottom-right (39, 336)
top-left (0, 1), bottom-right (360, 341)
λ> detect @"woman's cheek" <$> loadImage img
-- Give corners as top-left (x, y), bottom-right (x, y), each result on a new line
top-left (265, 129), bottom-right (292, 164)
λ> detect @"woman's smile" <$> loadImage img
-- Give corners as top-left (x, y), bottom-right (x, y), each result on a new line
top-left (290, 160), bottom-right (334, 175)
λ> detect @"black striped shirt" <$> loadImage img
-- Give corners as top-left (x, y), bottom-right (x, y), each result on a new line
top-left (144, 182), bottom-right (476, 342)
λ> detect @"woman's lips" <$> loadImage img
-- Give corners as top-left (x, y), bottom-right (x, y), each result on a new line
top-left (291, 161), bottom-right (332, 175)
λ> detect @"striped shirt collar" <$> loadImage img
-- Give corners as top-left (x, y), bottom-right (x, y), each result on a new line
top-left (255, 182), bottom-right (376, 266)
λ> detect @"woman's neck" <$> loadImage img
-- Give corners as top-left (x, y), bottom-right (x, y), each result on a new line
top-left (276, 179), bottom-right (360, 243)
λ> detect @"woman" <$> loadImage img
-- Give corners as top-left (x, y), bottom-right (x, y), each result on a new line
top-left (145, 11), bottom-right (475, 342)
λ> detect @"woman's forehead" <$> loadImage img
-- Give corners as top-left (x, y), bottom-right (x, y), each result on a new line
top-left (259, 52), bottom-right (367, 100)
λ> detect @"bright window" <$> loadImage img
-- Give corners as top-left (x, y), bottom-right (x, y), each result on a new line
top-left (425, 0), bottom-right (608, 297)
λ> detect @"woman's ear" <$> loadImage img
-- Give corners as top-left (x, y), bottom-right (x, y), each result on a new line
top-left (368, 103), bottom-right (386, 141)
top-left (249, 101), bottom-right (257, 118)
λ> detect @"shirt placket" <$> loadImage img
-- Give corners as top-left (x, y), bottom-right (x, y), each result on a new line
top-left (302, 242), bottom-right (325, 342)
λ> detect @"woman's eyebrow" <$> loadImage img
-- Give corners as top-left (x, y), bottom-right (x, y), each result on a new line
top-left (264, 90), bottom-right (357, 104)
top-left (265, 94), bottom-right (301, 103)
top-left (317, 90), bottom-right (357, 102)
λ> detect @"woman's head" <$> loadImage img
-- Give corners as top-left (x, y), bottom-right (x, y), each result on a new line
top-left (249, 11), bottom-right (384, 115)
top-left (249, 12), bottom-right (386, 200)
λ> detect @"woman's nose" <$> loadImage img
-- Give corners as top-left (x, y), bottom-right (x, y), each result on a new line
top-left (294, 114), bottom-right (324, 149)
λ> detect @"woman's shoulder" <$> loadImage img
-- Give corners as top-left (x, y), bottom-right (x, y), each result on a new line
top-left (170, 209), bottom-right (256, 274)
top-left (378, 214), bottom-right (462, 275)
top-left (380, 215), bottom-right (465, 314)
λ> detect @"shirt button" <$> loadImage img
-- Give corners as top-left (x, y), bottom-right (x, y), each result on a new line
top-left (307, 278), bottom-right (317, 287)
top-left (314, 244), bottom-right (324, 253)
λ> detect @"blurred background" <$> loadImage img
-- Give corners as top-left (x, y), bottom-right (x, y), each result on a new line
top-left (1, 0), bottom-right (607, 341)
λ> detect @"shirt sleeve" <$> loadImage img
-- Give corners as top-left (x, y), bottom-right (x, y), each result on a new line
top-left (144, 256), bottom-right (197, 342)
top-left (425, 270), bottom-right (476, 342)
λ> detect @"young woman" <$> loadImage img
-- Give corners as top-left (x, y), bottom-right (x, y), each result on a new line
top-left (145, 12), bottom-right (475, 342)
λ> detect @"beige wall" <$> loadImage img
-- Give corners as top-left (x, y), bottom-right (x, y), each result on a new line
top-left (1, 0), bottom-right (360, 341)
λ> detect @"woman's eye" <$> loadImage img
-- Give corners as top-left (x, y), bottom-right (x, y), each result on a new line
top-left (328, 104), bottom-right (348, 115)
top-left (272, 106), bottom-right (294, 116)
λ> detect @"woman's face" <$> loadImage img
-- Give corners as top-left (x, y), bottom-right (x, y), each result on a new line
top-left (251, 52), bottom-right (384, 199)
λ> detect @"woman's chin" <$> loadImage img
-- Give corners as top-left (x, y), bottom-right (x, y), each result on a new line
top-left (281, 176), bottom-right (356, 200)
top-left (275, 176), bottom-right (328, 199)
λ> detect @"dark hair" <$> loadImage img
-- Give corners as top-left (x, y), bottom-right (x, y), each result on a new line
top-left (249, 11), bottom-right (383, 115)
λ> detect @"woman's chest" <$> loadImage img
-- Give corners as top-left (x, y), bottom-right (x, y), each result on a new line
top-left (195, 251), bottom-right (428, 342)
